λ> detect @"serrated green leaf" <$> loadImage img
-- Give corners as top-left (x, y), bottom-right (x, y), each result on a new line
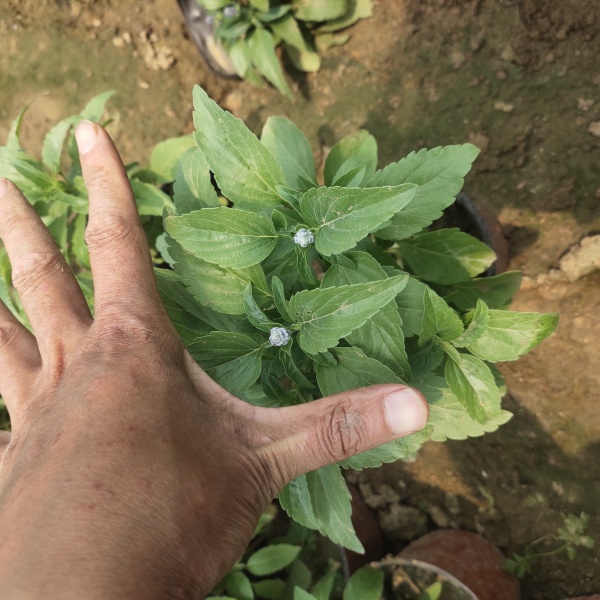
top-left (278, 464), bottom-right (363, 552)
top-left (406, 337), bottom-right (444, 377)
top-left (299, 184), bottom-right (416, 256)
top-left (311, 568), bottom-right (337, 600)
top-left (130, 180), bottom-right (174, 216)
top-left (290, 276), bottom-right (407, 354)
top-left (166, 207), bottom-right (278, 269)
top-left (225, 571), bottom-right (254, 600)
top-left (229, 37), bottom-right (267, 87)
top-left (294, 0), bottom-right (348, 21)
top-left (244, 283), bottom-right (279, 332)
top-left (399, 228), bottom-right (496, 285)
top-left (412, 373), bottom-right (512, 442)
top-left (370, 144), bottom-right (480, 240)
top-left (193, 86), bottom-right (286, 210)
top-left (452, 299), bottom-right (490, 347)
top-left (271, 15), bottom-right (321, 72)
top-left (444, 354), bottom-right (502, 424)
top-left (262, 238), bottom-right (300, 291)
top-left (343, 566), bottom-right (383, 600)
top-left (419, 288), bottom-right (463, 345)
top-left (42, 115), bottom-right (80, 173)
top-left (80, 90), bottom-right (116, 121)
top-left (261, 116), bottom-right (317, 189)
top-left (281, 344), bottom-right (316, 389)
top-left (187, 331), bottom-right (263, 395)
top-left (322, 251), bottom-right (410, 378)
top-left (442, 271), bottom-right (522, 310)
top-left (331, 165), bottom-right (366, 188)
top-left (7, 102), bottom-right (33, 150)
top-left (466, 310), bottom-right (559, 361)
top-left (170, 238), bottom-right (269, 315)
top-left (173, 146), bottom-right (220, 214)
top-left (248, 28), bottom-right (292, 97)
top-left (271, 275), bottom-right (294, 321)
top-left (253, 579), bottom-right (286, 599)
top-left (149, 135), bottom-right (196, 181)
top-left (247, 544), bottom-right (302, 576)
top-left (324, 131), bottom-right (377, 187)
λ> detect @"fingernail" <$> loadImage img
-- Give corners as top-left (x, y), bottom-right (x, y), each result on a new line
top-left (0, 178), bottom-right (7, 198)
top-left (384, 388), bottom-right (429, 436)
top-left (75, 120), bottom-right (98, 155)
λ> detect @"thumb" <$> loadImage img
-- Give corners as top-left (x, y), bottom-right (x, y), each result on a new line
top-left (0, 429), bottom-right (11, 463)
top-left (259, 384), bottom-right (429, 483)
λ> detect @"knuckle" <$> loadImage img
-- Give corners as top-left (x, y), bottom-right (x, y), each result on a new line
top-left (0, 322), bottom-right (22, 352)
top-left (85, 214), bottom-right (138, 255)
top-left (317, 400), bottom-right (367, 463)
top-left (93, 314), bottom-right (159, 351)
top-left (11, 252), bottom-right (66, 296)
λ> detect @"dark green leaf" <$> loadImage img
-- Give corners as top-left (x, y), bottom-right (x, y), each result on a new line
top-left (294, 0), bottom-right (348, 21)
top-left (324, 131), bottom-right (377, 187)
top-left (252, 579), bottom-right (286, 599)
top-left (281, 344), bottom-right (316, 389)
top-left (370, 144), bottom-right (480, 240)
top-left (271, 276), bottom-right (294, 322)
top-left (452, 299), bottom-right (490, 347)
top-left (331, 165), bottom-right (366, 188)
top-left (316, 0), bottom-right (373, 33)
top-left (261, 116), bottom-right (317, 189)
top-left (42, 116), bottom-right (80, 173)
top-left (130, 180), bottom-right (174, 216)
top-left (278, 464), bottom-right (363, 552)
top-left (299, 184), bottom-right (416, 256)
top-left (246, 544), bottom-right (302, 576)
top-left (244, 283), bottom-right (279, 332)
top-left (400, 229), bottom-right (496, 285)
top-left (228, 37), bottom-right (267, 87)
top-left (442, 271), bottom-right (522, 310)
top-left (165, 207), bottom-right (278, 269)
top-left (289, 276), bottom-right (408, 354)
top-left (188, 331), bottom-right (263, 395)
top-left (294, 588), bottom-right (318, 600)
top-left (310, 568), bottom-right (337, 600)
top-left (193, 86), bottom-right (285, 210)
top-left (406, 337), bottom-right (444, 377)
top-left (225, 571), bottom-right (254, 600)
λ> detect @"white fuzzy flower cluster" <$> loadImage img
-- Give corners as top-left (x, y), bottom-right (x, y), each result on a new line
top-left (223, 4), bottom-right (238, 18)
top-left (293, 228), bottom-right (315, 248)
top-left (269, 327), bottom-right (290, 347)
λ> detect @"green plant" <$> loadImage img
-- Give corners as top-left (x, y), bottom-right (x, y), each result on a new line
top-left (210, 505), bottom-right (384, 599)
top-left (505, 512), bottom-right (595, 577)
top-left (196, 0), bottom-right (372, 95)
top-left (154, 85), bottom-right (559, 551)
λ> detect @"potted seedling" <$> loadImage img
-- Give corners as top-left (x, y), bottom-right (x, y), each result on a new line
top-left (177, 0), bottom-right (373, 95)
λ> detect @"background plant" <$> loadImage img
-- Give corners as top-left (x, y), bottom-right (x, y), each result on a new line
top-left (196, 0), bottom-right (372, 95)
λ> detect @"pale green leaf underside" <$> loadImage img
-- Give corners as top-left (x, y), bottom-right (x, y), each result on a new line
top-left (343, 567), bottom-right (384, 600)
top-left (166, 207), bottom-right (278, 269)
top-left (419, 288), bottom-right (464, 345)
top-left (173, 147), bottom-right (219, 214)
top-left (247, 544), bottom-right (301, 576)
top-left (413, 374), bottom-right (511, 442)
top-left (290, 276), bottom-right (408, 354)
top-left (466, 310), bottom-right (559, 362)
top-left (193, 85), bottom-right (286, 210)
top-left (324, 130), bottom-right (377, 187)
top-left (278, 464), bottom-right (363, 553)
top-left (299, 184), bottom-right (416, 256)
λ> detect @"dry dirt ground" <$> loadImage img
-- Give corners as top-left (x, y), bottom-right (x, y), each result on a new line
top-left (1, 0), bottom-right (599, 598)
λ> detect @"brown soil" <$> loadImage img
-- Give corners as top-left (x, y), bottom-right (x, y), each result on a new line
top-left (1, 0), bottom-right (600, 598)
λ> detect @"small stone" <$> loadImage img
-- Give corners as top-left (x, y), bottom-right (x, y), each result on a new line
top-left (577, 98), bottom-right (595, 111)
top-left (358, 482), bottom-right (374, 499)
top-left (594, 188), bottom-right (600, 199)
top-left (70, 0), bottom-right (82, 18)
top-left (428, 504), bottom-right (450, 528)
top-left (364, 494), bottom-right (386, 510)
top-left (496, 69), bottom-right (508, 80)
top-left (379, 504), bottom-right (428, 542)
top-left (494, 101), bottom-right (514, 113)
top-left (138, 79), bottom-right (150, 89)
top-left (112, 36), bottom-right (125, 49)
top-left (469, 30), bottom-right (485, 52)
top-left (467, 132), bottom-right (490, 153)
top-left (379, 484), bottom-right (400, 504)
top-left (588, 121), bottom-right (600, 137)
top-left (91, 17), bottom-right (102, 28)
top-left (122, 31), bottom-right (132, 44)
top-left (559, 235), bottom-right (600, 281)
top-left (500, 44), bottom-right (516, 62)
top-left (450, 50), bottom-right (466, 70)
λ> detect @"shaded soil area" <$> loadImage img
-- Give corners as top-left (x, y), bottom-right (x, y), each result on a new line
top-left (1, 0), bottom-right (599, 598)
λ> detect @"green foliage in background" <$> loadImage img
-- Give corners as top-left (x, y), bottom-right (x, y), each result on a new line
top-left (197, 0), bottom-right (372, 95)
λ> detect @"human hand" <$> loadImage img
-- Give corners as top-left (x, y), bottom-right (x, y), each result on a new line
top-left (0, 122), bottom-right (429, 599)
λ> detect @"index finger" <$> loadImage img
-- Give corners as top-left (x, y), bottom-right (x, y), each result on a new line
top-left (75, 122), bottom-right (163, 319)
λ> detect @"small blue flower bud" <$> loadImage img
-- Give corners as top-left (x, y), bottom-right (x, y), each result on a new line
top-left (294, 228), bottom-right (314, 248)
top-left (223, 5), bottom-right (238, 18)
top-left (269, 327), bottom-right (290, 347)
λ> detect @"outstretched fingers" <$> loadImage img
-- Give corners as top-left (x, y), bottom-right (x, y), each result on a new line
top-left (75, 122), bottom-right (164, 323)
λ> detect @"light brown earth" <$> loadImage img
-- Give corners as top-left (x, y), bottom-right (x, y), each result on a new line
top-left (1, 0), bottom-right (599, 597)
